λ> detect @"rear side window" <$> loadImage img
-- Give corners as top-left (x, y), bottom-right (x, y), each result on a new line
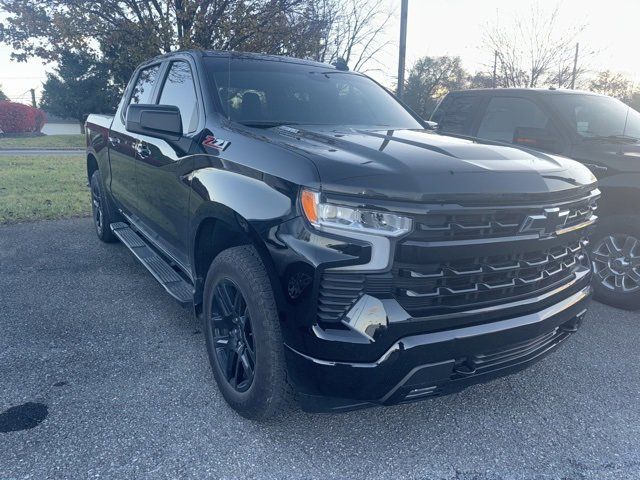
top-left (129, 64), bottom-right (161, 105)
top-left (158, 61), bottom-right (199, 133)
top-left (477, 97), bottom-right (550, 143)
top-left (432, 94), bottom-right (481, 135)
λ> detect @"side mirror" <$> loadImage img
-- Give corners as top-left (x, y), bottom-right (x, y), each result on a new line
top-left (126, 104), bottom-right (182, 141)
top-left (513, 127), bottom-right (562, 153)
top-left (424, 120), bottom-right (438, 130)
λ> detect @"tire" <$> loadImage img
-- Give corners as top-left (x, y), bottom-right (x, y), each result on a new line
top-left (590, 214), bottom-right (640, 310)
top-left (90, 170), bottom-right (118, 243)
top-left (203, 245), bottom-right (291, 420)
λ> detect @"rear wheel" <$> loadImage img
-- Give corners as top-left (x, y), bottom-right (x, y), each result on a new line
top-left (203, 245), bottom-right (291, 420)
top-left (591, 215), bottom-right (640, 310)
top-left (90, 171), bottom-right (118, 243)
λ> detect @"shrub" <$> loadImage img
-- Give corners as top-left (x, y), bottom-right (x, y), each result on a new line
top-left (0, 101), bottom-right (46, 134)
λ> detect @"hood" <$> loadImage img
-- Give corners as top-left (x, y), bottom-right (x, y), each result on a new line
top-left (264, 126), bottom-right (597, 203)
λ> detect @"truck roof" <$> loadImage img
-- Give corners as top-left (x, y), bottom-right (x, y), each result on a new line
top-left (145, 49), bottom-right (335, 70)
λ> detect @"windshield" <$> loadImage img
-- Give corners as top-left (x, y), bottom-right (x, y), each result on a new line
top-left (552, 93), bottom-right (640, 141)
top-left (204, 56), bottom-right (422, 129)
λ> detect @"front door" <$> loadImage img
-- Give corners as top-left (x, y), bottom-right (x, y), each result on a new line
top-left (134, 59), bottom-right (203, 268)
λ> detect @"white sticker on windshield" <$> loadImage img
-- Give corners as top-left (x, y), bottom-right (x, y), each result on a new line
top-left (577, 121), bottom-right (589, 133)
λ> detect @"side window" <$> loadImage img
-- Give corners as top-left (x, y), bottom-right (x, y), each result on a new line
top-left (129, 64), bottom-right (161, 105)
top-left (158, 61), bottom-right (199, 133)
top-left (477, 97), bottom-right (550, 143)
top-left (433, 94), bottom-right (481, 135)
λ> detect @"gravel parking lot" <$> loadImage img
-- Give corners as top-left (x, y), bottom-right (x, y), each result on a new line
top-left (1, 218), bottom-right (639, 480)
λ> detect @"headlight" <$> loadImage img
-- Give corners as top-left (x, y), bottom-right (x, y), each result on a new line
top-left (300, 189), bottom-right (412, 237)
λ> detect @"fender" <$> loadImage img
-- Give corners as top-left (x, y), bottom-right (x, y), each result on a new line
top-left (188, 166), bottom-right (301, 309)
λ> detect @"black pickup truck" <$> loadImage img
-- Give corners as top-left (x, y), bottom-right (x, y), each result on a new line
top-left (86, 51), bottom-right (598, 419)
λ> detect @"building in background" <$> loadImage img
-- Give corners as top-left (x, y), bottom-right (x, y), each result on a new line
top-left (41, 112), bottom-right (81, 135)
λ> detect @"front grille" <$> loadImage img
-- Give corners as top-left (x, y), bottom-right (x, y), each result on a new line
top-left (316, 190), bottom-right (598, 324)
top-left (394, 240), bottom-right (587, 315)
top-left (410, 191), bottom-right (598, 242)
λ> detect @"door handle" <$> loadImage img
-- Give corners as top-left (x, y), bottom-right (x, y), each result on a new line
top-left (135, 142), bottom-right (151, 159)
top-left (108, 136), bottom-right (121, 147)
top-left (583, 163), bottom-right (608, 172)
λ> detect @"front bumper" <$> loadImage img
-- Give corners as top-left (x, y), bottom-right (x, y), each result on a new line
top-left (285, 284), bottom-right (591, 412)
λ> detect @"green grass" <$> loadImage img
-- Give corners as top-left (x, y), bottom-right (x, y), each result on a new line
top-left (0, 134), bottom-right (85, 149)
top-left (0, 155), bottom-right (90, 223)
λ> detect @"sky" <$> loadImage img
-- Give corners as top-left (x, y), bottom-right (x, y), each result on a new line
top-left (1, 0), bottom-right (639, 103)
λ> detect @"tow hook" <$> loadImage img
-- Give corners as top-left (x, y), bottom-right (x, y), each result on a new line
top-left (453, 358), bottom-right (477, 376)
top-left (561, 309), bottom-right (588, 333)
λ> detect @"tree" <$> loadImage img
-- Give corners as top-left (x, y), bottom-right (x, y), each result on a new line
top-left (467, 71), bottom-right (495, 89)
top-left (482, 4), bottom-right (587, 88)
top-left (40, 52), bottom-right (119, 133)
top-left (589, 71), bottom-right (634, 102)
top-left (0, 85), bottom-right (7, 101)
top-left (0, 0), bottom-right (392, 89)
top-left (314, 0), bottom-right (393, 73)
top-left (403, 56), bottom-right (468, 118)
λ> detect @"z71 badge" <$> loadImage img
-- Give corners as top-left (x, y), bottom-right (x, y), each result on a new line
top-left (202, 134), bottom-right (230, 151)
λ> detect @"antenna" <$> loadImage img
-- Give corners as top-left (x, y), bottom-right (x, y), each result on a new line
top-left (622, 104), bottom-right (631, 139)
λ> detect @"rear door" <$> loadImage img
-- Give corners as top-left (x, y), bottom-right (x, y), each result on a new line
top-left (134, 58), bottom-right (204, 268)
top-left (108, 63), bottom-right (163, 215)
top-left (472, 95), bottom-right (570, 154)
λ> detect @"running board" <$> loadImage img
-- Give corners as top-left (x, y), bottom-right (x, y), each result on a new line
top-left (110, 222), bottom-right (193, 306)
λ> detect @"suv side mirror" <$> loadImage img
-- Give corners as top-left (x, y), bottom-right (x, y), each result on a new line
top-left (424, 120), bottom-right (438, 130)
top-left (126, 104), bottom-right (182, 141)
top-left (513, 127), bottom-right (562, 153)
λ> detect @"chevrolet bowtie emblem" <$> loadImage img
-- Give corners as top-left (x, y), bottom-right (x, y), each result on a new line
top-left (519, 207), bottom-right (570, 237)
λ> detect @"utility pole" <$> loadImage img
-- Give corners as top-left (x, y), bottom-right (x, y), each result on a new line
top-left (396, 0), bottom-right (408, 98)
top-left (30, 88), bottom-right (37, 108)
top-left (492, 51), bottom-right (498, 88)
top-left (570, 42), bottom-right (579, 90)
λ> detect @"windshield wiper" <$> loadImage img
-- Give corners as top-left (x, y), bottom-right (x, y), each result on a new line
top-left (238, 121), bottom-right (302, 129)
top-left (584, 134), bottom-right (639, 143)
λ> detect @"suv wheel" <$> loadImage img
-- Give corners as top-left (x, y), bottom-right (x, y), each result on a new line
top-left (203, 245), bottom-right (291, 420)
top-left (90, 171), bottom-right (118, 243)
top-left (591, 215), bottom-right (640, 310)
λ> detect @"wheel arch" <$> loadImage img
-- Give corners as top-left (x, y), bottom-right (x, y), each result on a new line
top-left (190, 204), bottom-right (285, 315)
top-left (87, 153), bottom-right (99, 183)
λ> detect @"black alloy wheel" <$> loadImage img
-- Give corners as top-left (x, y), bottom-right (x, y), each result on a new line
top-left (202, 245), bottom-right (291, 419)
top-left (210, 279), bottom-right (256, 392)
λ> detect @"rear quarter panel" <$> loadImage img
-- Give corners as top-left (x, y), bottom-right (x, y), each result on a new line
top-left (85, 114), bottom-right (115, 185)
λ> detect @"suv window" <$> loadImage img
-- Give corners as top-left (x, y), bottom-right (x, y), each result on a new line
top-left (553, 93), bottom-right (640, 141)
top-left (477, 96), bottom-right (550, 143)
top-left (130, 64), bottom-right (161, 105)
top-left (158, 61), bottom-right (199, 133)
top-left (432, 94), bottom-right (481, 135)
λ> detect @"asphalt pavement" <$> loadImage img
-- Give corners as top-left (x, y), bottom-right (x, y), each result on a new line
top-left (1, 218), bottom-right (639, 480)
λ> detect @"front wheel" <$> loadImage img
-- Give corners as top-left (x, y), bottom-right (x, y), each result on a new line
top-left (591, 215), bottom-right (640, 310)
top-left (203, 245), bottom-right (291, 420)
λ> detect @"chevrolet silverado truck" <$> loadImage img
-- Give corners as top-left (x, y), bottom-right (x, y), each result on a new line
top-left (86, 51), bottom-right (599, 420)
